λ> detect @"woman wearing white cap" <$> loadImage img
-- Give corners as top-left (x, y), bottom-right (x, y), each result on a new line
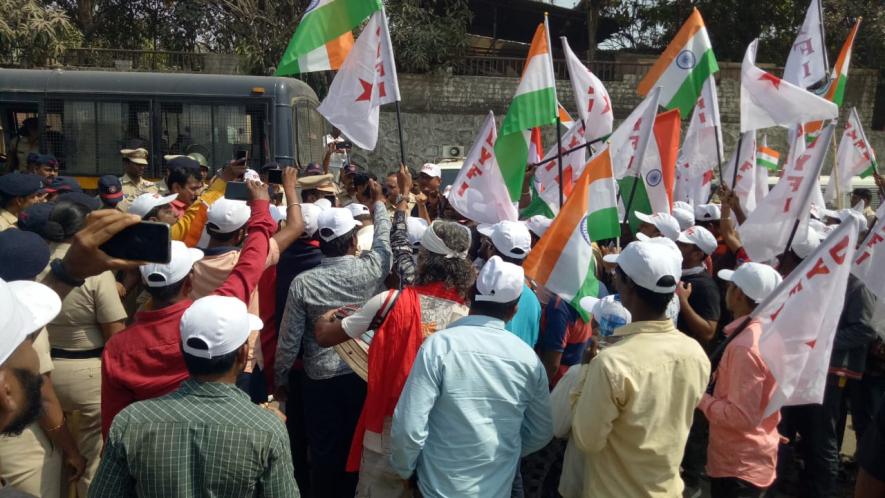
top-left (700, 263), bottom-right (783, 497)
top-left (313, 220), bottom-right (475, 497)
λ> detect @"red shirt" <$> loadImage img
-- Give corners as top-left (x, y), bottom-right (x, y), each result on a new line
top-left (100, 199), bottom-right (276, 439)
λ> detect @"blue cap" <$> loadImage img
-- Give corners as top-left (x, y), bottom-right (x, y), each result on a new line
top-left (0, 229), bottom-right (50, 282)
top-left (17, 202), bottom-right (54, 234)
top-left (167, 155), bottom-right (201, 174)
top-left (98, 175), bottom-right (123, 205)
top-left (0, 173), bottom-right (44, 197)
top-left (57, 192), bottom-right (100, 212)
top-left (45, 176), bottom-right (82, 194)
top-left (33, 154), bottom-right (58, 166)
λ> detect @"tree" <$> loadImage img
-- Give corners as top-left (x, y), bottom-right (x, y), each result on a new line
top-left (0, 0), bottom-right (81, 67)
top-left (385, 0), bottom-right (471, 74)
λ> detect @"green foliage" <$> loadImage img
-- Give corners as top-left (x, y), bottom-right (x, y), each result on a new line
top-left (0, 0), bottom-right (81, 67)
top-left (385, 0), bottom-right (472, 74)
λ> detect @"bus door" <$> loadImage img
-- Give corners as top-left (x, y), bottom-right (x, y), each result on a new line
top-left (0, 102), bottom-right (39, 173)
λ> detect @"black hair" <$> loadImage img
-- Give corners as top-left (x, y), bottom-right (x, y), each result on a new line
top-left (206, 225), bottom-right (242, 242)
top-left (495, 251), bottom-right (526, 266)
top-left (852, 188), bottom-right (872, 202)
top-left (167, 165), bottom-right (198, 190)
top-left (615, 266), bottom-right (674, 315)
top-left (319, 227), bottom-right (356, 257)
top-left (144, 277), bottom-right (187, 303)
top-left (2, 368), bottom-right (44, 437)
top-left (0, 194), bottom-right (12, 209)
top-left (182, 340), bottom-right (240, 376)
top-left (143, 205), bottom-right (162, 220)
top-left (469, 296), bottom-right (520, 321)
top-left (43, 201), bottom-right (91, 242)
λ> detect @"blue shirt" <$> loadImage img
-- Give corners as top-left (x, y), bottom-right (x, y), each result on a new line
top-left (506, 284), bottom-right (542, 347)
top-left (390, 315), bottom-right (553, 498)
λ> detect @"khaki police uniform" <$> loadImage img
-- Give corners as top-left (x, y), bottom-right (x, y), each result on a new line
top-left (0, 209), bottom-right (17, 231)
top-left (44, 243), bottom-right (127, 496)
top-left (0, 328), bottom-right (62, 498)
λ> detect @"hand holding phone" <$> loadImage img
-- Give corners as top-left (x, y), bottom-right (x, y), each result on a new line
top-left (266, 169), bottom-right (283, 184)
top-left (99, 221), bottom-right (171, 264)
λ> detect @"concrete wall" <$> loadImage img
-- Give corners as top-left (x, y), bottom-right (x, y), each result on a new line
top-left (351, 66), bottom-right (882, 176)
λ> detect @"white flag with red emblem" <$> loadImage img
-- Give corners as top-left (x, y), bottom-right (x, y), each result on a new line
top-left (741, 39), bottom-right (837, 133)
top-left (562, 37), bottom-right (613, 143)
top-left (721, 131), bottom-right (759, 213)
top-left (317, 10), bottom-right (400, 150)
top-left (447, 112), bottom-right (518, 224)
top-left (737, 124), bottom-right (834, 263)
top-left (674, 76), bottom-right (723, 205)
top-left (782, 0), bottom-right (828, 89)
top-left (757, 217), bottom-right (861, 417)
top-left (533, 121), bottom-right (588, 214)
top-left (852, 206), bottom-right (885, 338)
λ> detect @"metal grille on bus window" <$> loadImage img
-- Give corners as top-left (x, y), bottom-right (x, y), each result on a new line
top-left (44, 99), bottom-right (151, 176)
top-left (307, 106), bottom-right (325, 166)
top-left (295, 103), bottom-right (314, 166)
top-left (159, 102), bottom-right (213, 176)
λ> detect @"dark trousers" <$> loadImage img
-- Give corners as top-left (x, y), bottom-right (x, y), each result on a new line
top-left (302, 372), bottom-right (367, 498)
top-left (286, 369), bottom-right (312, 497)
top-left (847, 374), bottom-right (885, 444)
top-left (777, 377), bottom-right (843, 498)
top-left (681, 409), bottom-right (709, 489)
top-left (710, 477), bottom-right (766, 498)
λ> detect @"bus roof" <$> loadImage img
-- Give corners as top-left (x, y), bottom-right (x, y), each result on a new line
top-left (0, 68), bottom-right (318, 105)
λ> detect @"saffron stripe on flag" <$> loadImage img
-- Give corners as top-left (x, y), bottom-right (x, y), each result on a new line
top-left (637, 8), bottom-right (707, 96)
top-left (665, 48), bottom-right (718, 116)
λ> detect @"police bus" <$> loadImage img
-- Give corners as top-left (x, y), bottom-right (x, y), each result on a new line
top-left (0, 69), bottom-right (325, 188)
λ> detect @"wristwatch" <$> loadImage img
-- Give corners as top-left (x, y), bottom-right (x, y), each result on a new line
top-left (50, 258), bottom-right (85, 287)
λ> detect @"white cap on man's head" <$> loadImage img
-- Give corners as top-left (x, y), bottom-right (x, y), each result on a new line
top-left (346, 203), bottom-right (370, 218)
top-left (478, 220), bottom-right (532, 260)
top-left (475, 255), bottom-right (524, 303)
top-left (140, 241), bottom-right (203, 287)
top-left (791, 227), bottom-right (822, 259)
top-left (635, 212), bottom-right (681, 241)
top-left (717, 262), bottom-right (782, 303)
top-left (207, 197), bottom-right (251, 233)
top-left (419, 163), bottom-right (441, 179)
top-left (677, 226), bottom-right (718, 255)
top-left (603, 237), bottom-right (682, 293)
top-left (0, 278), bottom-right (62, 365)
top-left (128, 192), bottom-right (178, 218)
top-left (694, 203), bottom-right (721, 222)
top-left (406, 216), bottom-right (429, 246)
top-left (673, 201), bottom-right (693, 212)
top-left (314, 198), bottom-right (332, 211)
top-left (317, 207), bottom-right (362, 242)
top-left (524, 215), bottom-right (553, 238)
top-left (671, 207), bottom-right (695, 231)
top-left (180, 295), bottom-right (263, 359)
top-left (300, 203), bottom-right (322, 237)
top-left (579, 295), bottom-right (631, 337)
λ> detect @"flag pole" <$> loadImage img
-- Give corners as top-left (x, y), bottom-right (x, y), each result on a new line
top-left (528, 135), bottom-right (606, 168)
top-left (817, 0), bottom-right (829, 72)
top-left (556, 115), bottom-right (565, 207)
top-left (832, 125), bottom-right (842, 209)
top-left (730, 133), bottom-right (744, 189)
top-left (714, 124), bottom-right (724, 183)
top-left (394, 101), bottom-right (406, 166)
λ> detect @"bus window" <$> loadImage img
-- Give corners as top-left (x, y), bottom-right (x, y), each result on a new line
top-left (44, 99), bottom-right (150, 176)
top-left (294, 102), bottom-right (324, 166)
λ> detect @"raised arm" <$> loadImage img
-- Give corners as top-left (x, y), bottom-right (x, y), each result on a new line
top-left (271, 167), bottom-right (305, 253)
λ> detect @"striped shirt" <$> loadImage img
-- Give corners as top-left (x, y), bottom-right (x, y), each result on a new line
top-left (88, 379), bottom-right (297, 498)
top-left (276, 201), bottom-right (392, 384)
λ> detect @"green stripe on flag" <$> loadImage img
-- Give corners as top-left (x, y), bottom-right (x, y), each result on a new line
top-left (275, 0), bottom-right (382, 76)
top-left (758, 158), bottom-right (779, 171)
top-left (520, 184), bottom-right (557, 218)
top-left (587, 206), bottom-right (620, 241)
top-left (832, 78), bottom-right (847, 107)
top-left (569, 256), bottom-right (600, 323)
top-left (860, 161), bottom-right (878, 178)
top-left (499, 88), bottom-right (558, 135)
top-left (495, 131), bottom-right (530, 201)
top-left (618, 176), bottom-right (652, 234)
top-left (665, 49), bottom-right (718, 117)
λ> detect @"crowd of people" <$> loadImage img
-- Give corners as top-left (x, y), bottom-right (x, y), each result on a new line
top-left (0, 138), bottom-right (883, 498)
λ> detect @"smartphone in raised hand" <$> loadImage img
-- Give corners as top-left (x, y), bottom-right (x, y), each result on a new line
top-left (99, 221), bottom-right (171, 263)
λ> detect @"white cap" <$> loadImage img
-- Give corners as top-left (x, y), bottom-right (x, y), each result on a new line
top-left (140, 241), bottom-right (203, 287)
top-left (672, 201), bottom-right (693, 212)
top-left (478, 220), bottom-right (532, 260)
top-left (406, 216), bottom-right (429, 246)
top-left (0, 278), bottom-right (62, 365)
top-left (635, 212), bottom-right (681, 241)
top-left (475, 255), bottom-right (524, 303)
top-left (671, 207), bottom-right (695, 231)
top-left (314, 198), bottom-right (332, 211)
top-left (694, 203), bottom-right (721, 222)
top-left (243, 169), bottom-right (260, 182)
top-left (301, 203), bottom-right (322, 237)
top-left (346, 203), bottom-right (371, 218)
top-left (717, 262), bottom-right (783, 303)
top-left (317, 207), bottom-right (362, 242)
top-left (791, 227), bottom-right (822, 259)
top-left (677, 226), bottom-right (718, 255)
top-left (524, 215), bottom-right (553, 238)
top-left (603, 237), bottom-right (682, 293)
top-left (832, 208), bottom-right (868, 235)
top-left (419, 163), bottom-right (441, 179)
top-left (578, 295), bottom-right (631, 337)
top-left (128, 193), bottom-right (178, 218)
top-left (269, 204), bottom-right (287, 223)
top-left (180, 295), bottom-right (263, 359)
top-left (207, 197), bottom-right (251, 233)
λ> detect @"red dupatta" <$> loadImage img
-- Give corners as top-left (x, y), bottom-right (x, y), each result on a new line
top-left (345, 282), bottom-right (464, 471)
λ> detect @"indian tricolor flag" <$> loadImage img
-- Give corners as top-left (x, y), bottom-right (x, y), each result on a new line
top-left (524, 149), bottom-right (620, 321)
top-left (637, 7), bottom-right (718, 117)
top-left (275, 0), bottom-right (382, 75)
top-left (495, 20), bottom-right (558, 201)
top-left (757, 144), bottom-right (780, 172)
top-left (558, 102), bottom-right (575, 129)
top-left (806, 19), bottom-right (861, 136)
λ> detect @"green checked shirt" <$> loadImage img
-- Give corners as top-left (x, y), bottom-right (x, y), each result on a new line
top-left (88, 379), bottom-right (298, 498)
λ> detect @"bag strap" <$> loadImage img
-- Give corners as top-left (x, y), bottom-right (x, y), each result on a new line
top-left (368, 290), bottom-right (401, 331)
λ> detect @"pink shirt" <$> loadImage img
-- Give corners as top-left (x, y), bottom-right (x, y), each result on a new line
top-left (698, 317), bottom-right (780, 488)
